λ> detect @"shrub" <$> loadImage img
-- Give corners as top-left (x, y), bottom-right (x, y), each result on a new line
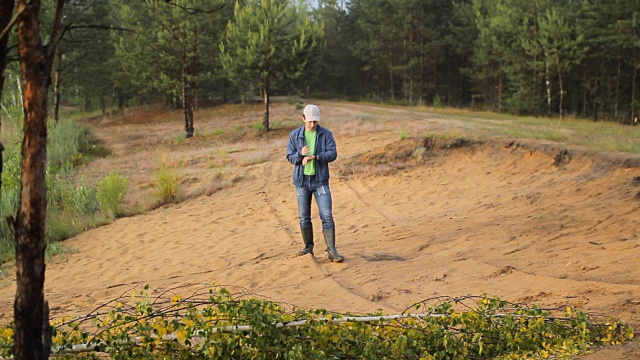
top-left (45, 208), bottom-right (86, 244)
top-left (433, 93), bottom-right (443, 108)
top-left (399, 127), bottom-right (408, 140)
top-left (47, 119), bottom-right (81, 172)
top-left (97, 172), bottom-right (129, 218)
top-left (71, 179), bottom-right (99, 216)
top-left (77, 126), bottom-right (112, 162)
top-left (156, 166), bottom-right (179, 204)
top-left (1, 120), bottom-right (115, 264)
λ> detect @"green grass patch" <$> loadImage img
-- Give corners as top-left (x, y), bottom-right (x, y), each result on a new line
top-left (156, 166), bottom-right (180, 204)
top-left (97, 172), bottom-right (129, 218)
top-left (388, 105), bottom-right (640, 154)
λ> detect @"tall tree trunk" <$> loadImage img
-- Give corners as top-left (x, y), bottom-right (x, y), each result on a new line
top-left (389, 49), bottom-right (394, 102)
top-left (262, 74), bottom-right (270, 130)
top-left (379, 68), bottom-right (384, 102)
top-left (402, 36), bottom-right (408, 102)
top-left (447, 46), bottom-right (452, 107)
top-left (458, 68), bottom-right (463, 107)
top-left (556, 53), bottom-right (564, 119)
top-left (583, 66), bottom-right (588, 117)
top-left (14, 0), bottom-right (64, 358)
top-left (53, 49), bottom-right (62, 123)
top-left (118, 90), bottom-right (126, 111)
top-left (497, 76), bottom-right (503, 112)
top-left (632, 37), bottom-right (637, 124)
top-left (532, 0), bottom-right (538, 111)
top-left (542, 45), bottom-right (552, 115)
top-left (593, 65), bottom-right (600, 121)
top-left (182, 78), bottom-right (194, 137)
top-left (419, 38), bottom-right (425, 105)
top-left (615, 55), bottom-right (621, 121)
top-left (181, 43), bottom-right (194, 138)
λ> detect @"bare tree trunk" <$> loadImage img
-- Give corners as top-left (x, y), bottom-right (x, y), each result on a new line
top-left (262, 74), bottom-right (270, 130)
top-left (542, 45), bottom-right (552, 115)
top-left (615, 55), bottom-right (621, 121)
top-left (497, 76), bottom-right (503, 112)
top-left (447, 46), bottom-right (452, 107)
top-left (389, 49), bottom-right (394, 102)
top-left (378, 68), bottom-right (384, 102)
top-left (402, 36), bottom-right (408, 102)
top-left (593, 65), bottom-right (599, 121)
top-left (190, 27), bottom-right (198, 124)
top-left (118, 90), bottom-right (126, 111)
top-left (181, 42), bottom-right (194, 138)
top-left (53, 49), bottom-right (62, 122)
top-left (632, 38), bottom-right (637, 124)
top-left (433, 47), bottom-right (438, 105)
top-left (556, 53), bottom-right (564, 119)
top-left (419, 38), bottom-right (425, 105)
top-left (182, 82), bottom-right (194, 137)
top-left (532, 0), bottom-right (538, 111)
top-left (14, 0), bottom-right (64, 358)
top-left (583, 66), bottom-right (588, 117)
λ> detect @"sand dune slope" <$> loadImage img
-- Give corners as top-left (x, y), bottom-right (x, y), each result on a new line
top-left (0, 102), bottom-right (639, 358)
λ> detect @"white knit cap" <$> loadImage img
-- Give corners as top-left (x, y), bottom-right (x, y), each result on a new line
top-left (303, 104), bottom-right (321, 121)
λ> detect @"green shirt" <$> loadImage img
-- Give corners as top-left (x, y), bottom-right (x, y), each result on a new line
top-left (303, 130), bottom-right (317, 175)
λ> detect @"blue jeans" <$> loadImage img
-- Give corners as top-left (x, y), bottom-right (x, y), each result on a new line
top-left (296, 176), bottom-right (334, 230)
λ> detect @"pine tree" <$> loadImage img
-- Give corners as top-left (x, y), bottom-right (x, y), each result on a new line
top-left (537, 6), bottom-right (586, 119)
top-left (112, 0), bottom-right (226, 137)
top-left (56, 0), bottom-right (118, 117)
top-left (220, 0), bottom-right (321, 130)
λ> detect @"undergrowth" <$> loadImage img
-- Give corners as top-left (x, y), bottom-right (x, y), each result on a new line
top-left (156, 166), bottom-right (180, 204)
top-left (1, 118), bottom-right (121, 264)
top-left (0, 285), bottom-right (633, 359)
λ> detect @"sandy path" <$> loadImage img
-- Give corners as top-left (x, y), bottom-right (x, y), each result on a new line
top-left (0, 102), bottom-right (639, 358)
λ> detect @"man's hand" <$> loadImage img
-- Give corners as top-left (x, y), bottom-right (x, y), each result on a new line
top-left (301, 145), bottom-right (309, 156)
top-left (302, 155), bottom-right (315, 166)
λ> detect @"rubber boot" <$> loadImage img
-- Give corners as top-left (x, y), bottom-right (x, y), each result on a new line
top-left (297, 226), bottom-right (314, 256)
top-left (323, 228), bottom-right (344, 262)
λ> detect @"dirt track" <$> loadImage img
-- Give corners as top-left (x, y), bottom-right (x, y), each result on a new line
top-left (0, 101), bottom-right (639, 358)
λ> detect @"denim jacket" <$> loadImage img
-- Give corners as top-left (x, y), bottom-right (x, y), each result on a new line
top-left (286, 125), bottom-right (337, 187)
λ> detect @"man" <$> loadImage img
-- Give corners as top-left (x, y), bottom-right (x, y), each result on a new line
top-left (286, 104), bottom-right (344, 262)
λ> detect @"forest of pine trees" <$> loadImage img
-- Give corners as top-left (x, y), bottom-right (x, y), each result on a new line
top-left (2, 0), bottom-right (639, 125)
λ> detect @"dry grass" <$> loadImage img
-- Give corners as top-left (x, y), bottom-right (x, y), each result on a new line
top-left (233, 149), bottom-right (271, 167)
top-left (74, 101), bottom-right (302, 215)
top-left (73, 100), bottom-right (640, 218)
top-left (329, 116), bottom-right (386, 137)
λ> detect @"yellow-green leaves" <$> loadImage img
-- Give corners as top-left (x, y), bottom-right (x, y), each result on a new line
top-left (0, 290), bottom-right (632, 359)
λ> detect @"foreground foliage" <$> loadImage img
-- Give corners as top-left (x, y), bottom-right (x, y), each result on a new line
top-left (0, 285), bottom-right (634, 359)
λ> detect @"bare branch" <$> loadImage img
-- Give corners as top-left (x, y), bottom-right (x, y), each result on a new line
top-left (66, 24), bottom-right (134, 33)
top-left (0, 5), bottom-right (25, 42)
top-left (164, 0), bottom-right (226, 14)
top-left (46, 0), bottom-right (66, 59)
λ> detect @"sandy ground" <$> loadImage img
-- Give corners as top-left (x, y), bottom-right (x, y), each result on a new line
top-left (1, 101), bottom-right (639, 358)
